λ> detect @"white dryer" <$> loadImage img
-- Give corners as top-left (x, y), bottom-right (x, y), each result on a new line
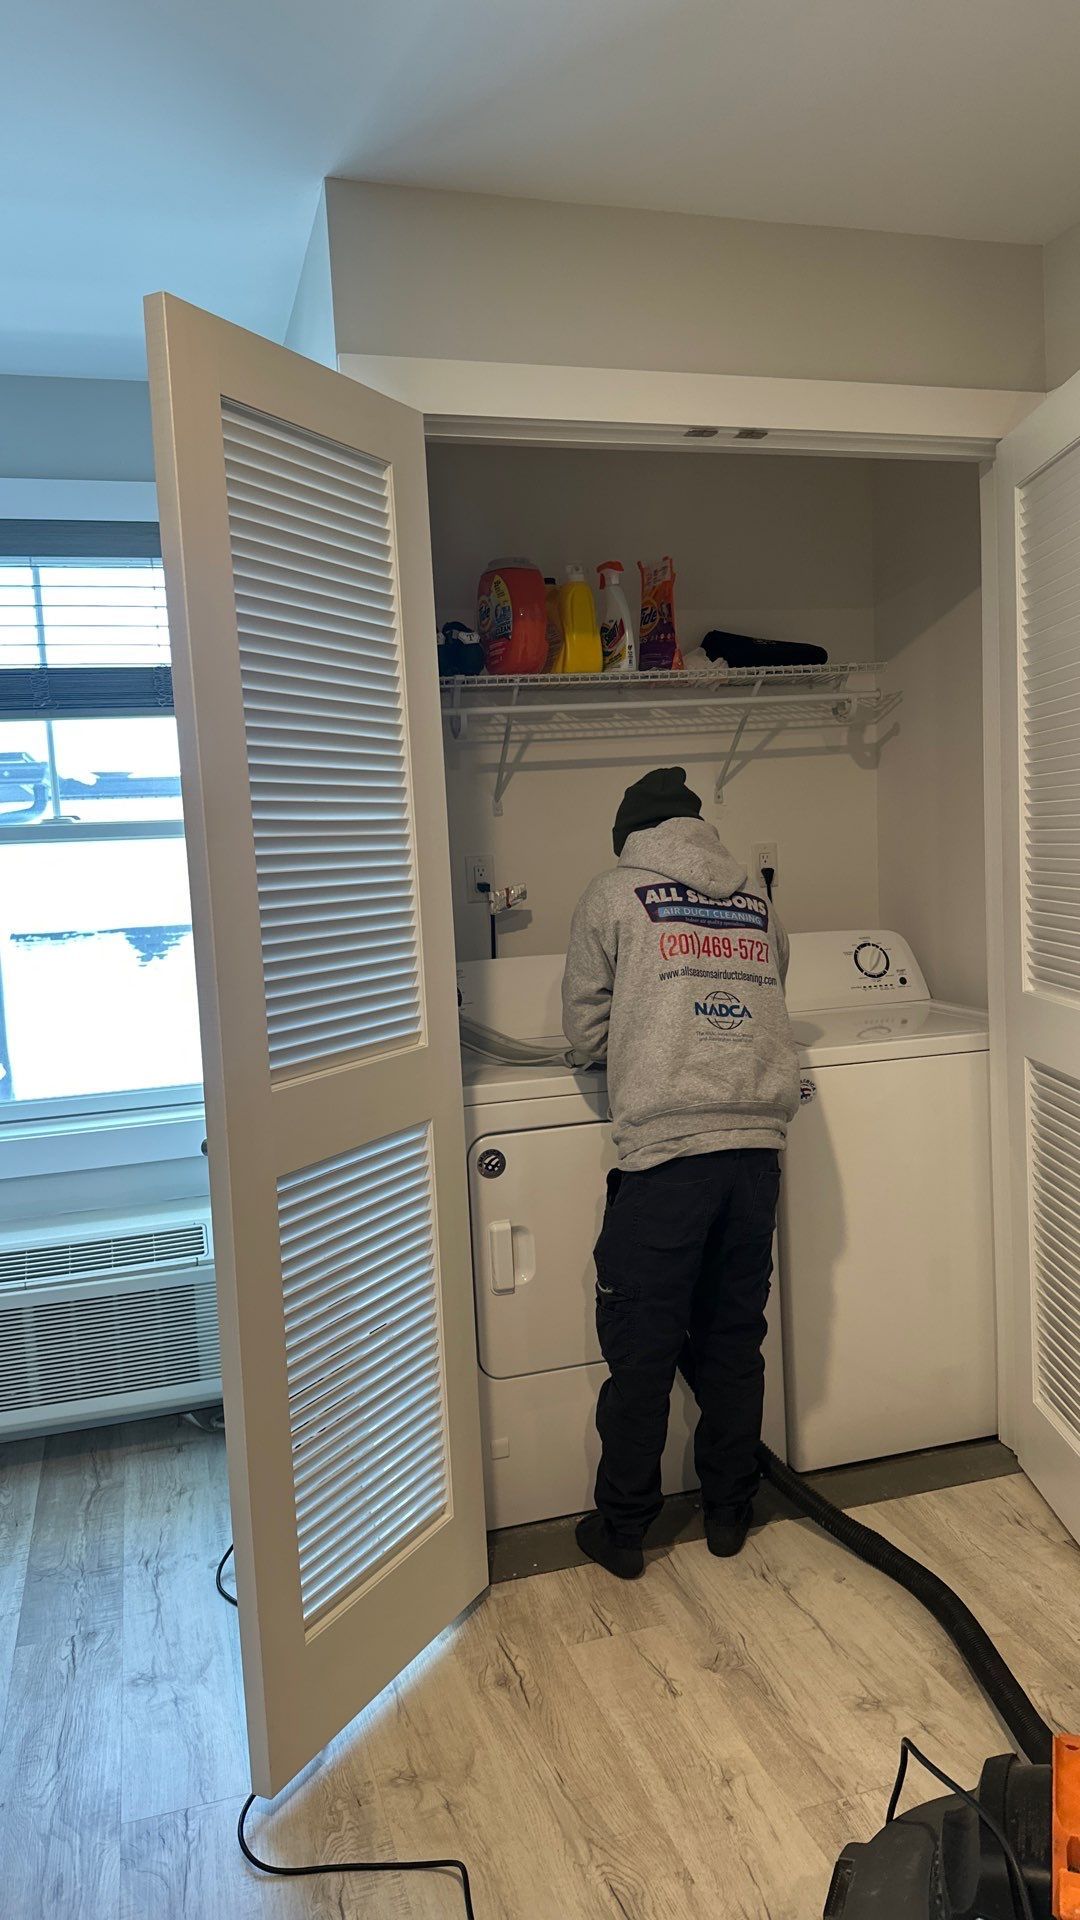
top-left (778, 930), bottom-right (995, 1473)
top-left (459, 954), bottom-right (787, 1530)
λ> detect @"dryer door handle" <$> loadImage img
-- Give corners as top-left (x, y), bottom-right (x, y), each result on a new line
top-left (488, 1219), bottom-right (516, 1294)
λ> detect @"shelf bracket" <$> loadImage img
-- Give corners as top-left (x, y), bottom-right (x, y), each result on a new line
top-left (492, 685), bottom-right (520, 816)
top-left (447, 681), bottom-right (466, 741)
top-left (714, 674), bottom-right (764, 801)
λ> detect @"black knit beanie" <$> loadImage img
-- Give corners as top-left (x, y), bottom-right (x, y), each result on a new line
top-left (613, 766), bottom-right (703, 856)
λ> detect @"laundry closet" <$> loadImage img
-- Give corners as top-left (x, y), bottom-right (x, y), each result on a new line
top-left (420, 432), bottom-right (992, 1525)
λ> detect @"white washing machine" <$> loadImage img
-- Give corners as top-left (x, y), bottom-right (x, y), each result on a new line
top-left (459, 954), bottom-right (788, 1530)
top-left (779, 930), bottom-right (995, 1473)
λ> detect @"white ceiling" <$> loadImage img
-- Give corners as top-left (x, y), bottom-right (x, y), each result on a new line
top-left (6, 0), bottom-right (1080, 380)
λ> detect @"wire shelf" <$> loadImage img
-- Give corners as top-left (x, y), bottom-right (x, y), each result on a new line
top-left (438, 663), bottom-right (894, 811)
top-left (440, 662), bottom-right (880, 694)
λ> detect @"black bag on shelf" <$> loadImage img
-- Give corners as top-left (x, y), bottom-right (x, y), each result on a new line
top-left (701, 631), bottom-right (829, 668)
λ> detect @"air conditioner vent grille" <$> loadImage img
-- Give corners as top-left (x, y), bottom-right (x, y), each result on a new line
top-left (0, 1221), bottom-right (209, 1290)
top-left (0, 1275), bottom-right (221, 1413)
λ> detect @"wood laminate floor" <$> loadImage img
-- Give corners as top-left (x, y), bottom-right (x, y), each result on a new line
top-left (1, 1417), bottom-right (1078, 1918)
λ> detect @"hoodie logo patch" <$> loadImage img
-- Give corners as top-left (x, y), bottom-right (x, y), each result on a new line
top-left (695, 995), bottom-right (754, 1034)
top-left (634, 883), bottom-right (768, 932)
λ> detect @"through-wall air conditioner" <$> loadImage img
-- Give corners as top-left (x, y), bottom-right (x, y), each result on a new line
top-left (0, 1204), bottom-right (220, 1438)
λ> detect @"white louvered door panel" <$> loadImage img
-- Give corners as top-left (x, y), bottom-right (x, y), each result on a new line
top-left (994, 377), bottom-right (1080, 1545)
top-left (1028, 1064), bottom-right (1080, 1444)
top-left (279, 1128), bottom-right (446, 1622)
top-left (1021, 440), bottom-right (1080, 1001)
top-left (222, 407), bottom-right (424, 1074)
top-left (145, 295), bottom-right (485, 1797)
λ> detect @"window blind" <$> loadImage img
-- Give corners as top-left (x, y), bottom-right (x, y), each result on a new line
top-left (0, 521), bottom-right (161, 560)
top-left (0, 539), bottom-right (172, 716)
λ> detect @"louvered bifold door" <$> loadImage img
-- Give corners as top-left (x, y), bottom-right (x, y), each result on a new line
top-left (995, 383), bottom-right (1080, 1545)
top-left (145, 294), bottom-right (485, 1796)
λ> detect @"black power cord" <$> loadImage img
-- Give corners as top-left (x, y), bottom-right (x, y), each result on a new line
top-left (237, 1793), bottom-right (476, 1916)
top-left (216, 1542), bottom-right (477, 1914)
top-left (476, 878), bottom-right (497, 958)
top-left (215, 1542), bottom-right (237, 1607)
top-left (886, 1738), bottom-right (1036, 1920)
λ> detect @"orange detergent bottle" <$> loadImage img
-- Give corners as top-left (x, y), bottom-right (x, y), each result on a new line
top-left (476, 558), bottom-right (548, 675)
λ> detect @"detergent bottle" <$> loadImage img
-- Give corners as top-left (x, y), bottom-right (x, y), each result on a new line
top-left (552, 567), bottom-right (603, 675)
top-left (476, 558), bottom-right (549, 675)
top-left (597, 560), bottom-right (636, 673)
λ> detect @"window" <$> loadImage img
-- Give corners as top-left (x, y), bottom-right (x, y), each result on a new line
top-left (0, 525), bottom-right (202, 1118)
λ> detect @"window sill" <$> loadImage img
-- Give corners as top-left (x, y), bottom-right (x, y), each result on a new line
top-left (0, 1102), bottom-right (206, 1180)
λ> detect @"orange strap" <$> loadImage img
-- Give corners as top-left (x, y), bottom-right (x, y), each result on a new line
top-left (1053, 1734), bottom-right (1080, 1917)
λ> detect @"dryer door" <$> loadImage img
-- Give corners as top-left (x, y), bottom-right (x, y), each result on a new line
top-left (467, 1123), bottom-right (787, 1462)
top-left (468, 1123), bottom-right (613, 1377)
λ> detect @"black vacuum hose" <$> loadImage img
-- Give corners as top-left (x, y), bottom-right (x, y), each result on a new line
top-left (758, 1445), bottom-right (1054, 1767)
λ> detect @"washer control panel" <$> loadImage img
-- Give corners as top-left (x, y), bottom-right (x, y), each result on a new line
top-left (784, 930), bottom-right (928, 1013)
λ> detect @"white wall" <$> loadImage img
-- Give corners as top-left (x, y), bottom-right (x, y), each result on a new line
top-left (327, 180), bottom-right (1045, 392)
top-left (0, 374), bottom-right (153, 480)
top-left (1044, 217), bottom-right (1080, 391)
top-left (284, 191), bottom-right (337, 368)
top-left (872, 461), bottom-right (986, 1007)
top-left (428, 444), bottom-right (882, 959)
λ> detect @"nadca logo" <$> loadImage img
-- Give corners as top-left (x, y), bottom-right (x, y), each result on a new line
top-left (695, 995), bottom-right (753, 1033)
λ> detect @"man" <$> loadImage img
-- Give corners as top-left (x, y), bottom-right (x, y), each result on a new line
top-left (562, 767), bottom-right (799, 1580)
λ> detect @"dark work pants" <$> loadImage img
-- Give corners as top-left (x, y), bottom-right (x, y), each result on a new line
top-left (592, 1148), bottom-right (781, 1543)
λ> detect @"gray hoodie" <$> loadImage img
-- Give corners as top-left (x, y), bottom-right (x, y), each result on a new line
top-left (562, 817), bottom-right (800, 1170)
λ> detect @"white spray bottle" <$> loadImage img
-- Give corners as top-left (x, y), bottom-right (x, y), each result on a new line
top-left (597, 560), bottom-right (637, 673)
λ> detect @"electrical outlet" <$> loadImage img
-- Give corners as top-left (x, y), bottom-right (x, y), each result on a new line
top-left (466, 852), bottom-right (493, 903)
top-left (752, 842), bottom-right (778, 883)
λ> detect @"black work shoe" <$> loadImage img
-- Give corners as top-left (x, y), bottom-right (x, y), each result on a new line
top-left (575, 1512), bottom-right (645, 1581)
top-left (705, 1504), bottom-right (753, 1558)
